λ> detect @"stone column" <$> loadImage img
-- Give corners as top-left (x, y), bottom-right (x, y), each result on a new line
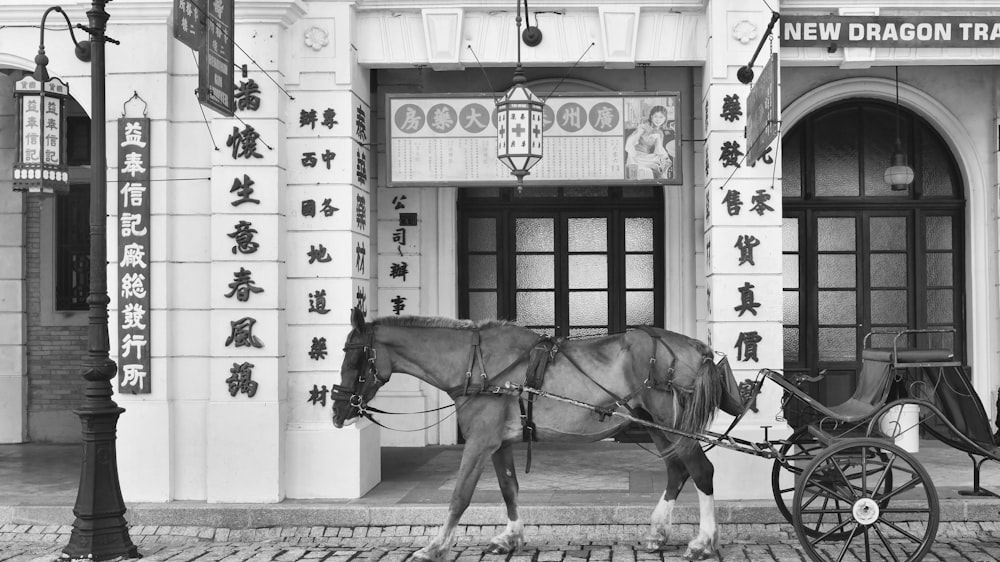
top-left (283, 2), bottom-right (379, 499)
top-left (701, 0), bottom-right (784, 500)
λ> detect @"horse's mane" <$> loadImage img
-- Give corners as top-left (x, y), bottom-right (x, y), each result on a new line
top-left (372, 315), bottom-right (513, 330)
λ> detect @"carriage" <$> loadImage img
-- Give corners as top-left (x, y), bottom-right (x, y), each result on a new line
top-left (331, 310), bottom-right (999, 562)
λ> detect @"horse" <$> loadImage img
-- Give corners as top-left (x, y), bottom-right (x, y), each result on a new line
top-left (332, 308), bottom-right (745, 561)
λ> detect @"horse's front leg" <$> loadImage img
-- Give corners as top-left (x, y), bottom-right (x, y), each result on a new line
top-left (485, 441), bottom-right (524, 554)
top-left (413, 438), bottom-right (494, 562)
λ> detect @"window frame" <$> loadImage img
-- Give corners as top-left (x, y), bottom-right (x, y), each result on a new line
top-left (458, 187), bottom-right (664, 335)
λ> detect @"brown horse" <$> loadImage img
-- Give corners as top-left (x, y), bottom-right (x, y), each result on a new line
top-left (332, 308), bottom-right (742, 561)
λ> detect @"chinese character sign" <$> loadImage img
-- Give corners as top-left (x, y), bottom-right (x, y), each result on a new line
top-left (197, 0), bottom-right (234, 116)
top-left (387, 92), bottom-right (682, 187)
top-left (117, 118), bottom-right (152, 393)
top-left (172, 0), bottom-right (206, 50)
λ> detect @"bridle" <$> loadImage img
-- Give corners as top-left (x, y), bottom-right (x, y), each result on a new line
top-left (332, 327), bottom-right (390, 416)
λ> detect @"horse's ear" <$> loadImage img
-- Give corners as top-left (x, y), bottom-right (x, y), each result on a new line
top-left (350, 307), bottom-right (366, 331)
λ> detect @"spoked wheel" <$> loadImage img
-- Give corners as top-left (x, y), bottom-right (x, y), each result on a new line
top-left (776, 428), bottom-right (893, 540)
top-left (772, 427), bottom-right (824, 528)
top-left (793, 438), bottom-right (939, 562)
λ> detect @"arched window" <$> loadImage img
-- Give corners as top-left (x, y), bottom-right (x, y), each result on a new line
top-left (782, 99), bottom-right (965, 405)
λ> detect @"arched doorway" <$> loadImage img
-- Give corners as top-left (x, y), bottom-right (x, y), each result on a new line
top-left (781, 98), bottom-right (965, 405)
top-left (0, 67), bottom-right (92, 442)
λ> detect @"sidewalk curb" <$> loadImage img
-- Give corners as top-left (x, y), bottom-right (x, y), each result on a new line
top-left (4, 499), bottom-right (1000, 529)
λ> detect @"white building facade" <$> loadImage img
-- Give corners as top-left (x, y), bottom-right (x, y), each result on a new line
top-left (0, 0), bottom-right (994, 502)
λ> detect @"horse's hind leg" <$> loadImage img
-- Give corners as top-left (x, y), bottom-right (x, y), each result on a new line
top-left (413, 439), bottom-right (493, 562)
top-left (485, 441), bottom-right (525, 554)
top-left (676, 442), bottom-right (719, 561)
top-left (644, 430), bottom-right (690, 552)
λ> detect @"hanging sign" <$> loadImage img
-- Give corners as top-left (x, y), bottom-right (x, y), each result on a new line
top-left (197, 0), bottom-right (234, 116)
top-left (746, 53), bottom-right (779, 167)
top-left (172, 0), bottom-right (206, 50)
top-left (782, 15), bottom-right (1000, 47)
top-left (386, 92), bottom-right (682, 187)
top-left (117, 117), bottom-right (152, 394)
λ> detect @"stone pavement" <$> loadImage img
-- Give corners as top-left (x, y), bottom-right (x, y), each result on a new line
top-left (5, 522), bottom-right (1000, 562)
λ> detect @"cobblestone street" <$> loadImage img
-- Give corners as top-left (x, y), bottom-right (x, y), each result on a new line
top-left (5, 523), bottom-right (1000, 562)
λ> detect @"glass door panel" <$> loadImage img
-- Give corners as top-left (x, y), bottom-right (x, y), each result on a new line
top-left (515, 217), bottom-right (556, 334)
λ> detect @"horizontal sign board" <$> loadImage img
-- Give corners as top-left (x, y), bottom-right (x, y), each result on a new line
top-left (782, 16), bottom-right (1000, 47)
top-left (386, 92), bottom-right (682, 187)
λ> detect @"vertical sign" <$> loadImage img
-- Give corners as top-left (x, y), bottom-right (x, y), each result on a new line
top-left (118, 118), bottom-right (152, 394)
top-left (172, 0), bottom-right (206, 50)
top-left (198, 0), bottom-right (235, 116)
top-left (746, 53), bottom-right (779, 167)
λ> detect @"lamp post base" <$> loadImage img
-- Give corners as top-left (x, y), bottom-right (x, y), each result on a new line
top-left (61, 405), bottom-right (140, 561)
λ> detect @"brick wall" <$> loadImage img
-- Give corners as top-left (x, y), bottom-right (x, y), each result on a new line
top-left (25, 197), bottom-right (87, 441)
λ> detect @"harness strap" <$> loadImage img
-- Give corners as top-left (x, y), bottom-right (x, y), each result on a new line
top-left (557, 346), bottom-right (641, 418)
top-left (519, 337), bottom-right (558, 473)
top-left (636, 326), bottom-right (692, 395)
top-left (444, 334), bottom-right (548, 399)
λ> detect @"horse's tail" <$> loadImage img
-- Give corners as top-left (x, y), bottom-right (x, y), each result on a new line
top-left (674, 354), bottom-right (723, 436)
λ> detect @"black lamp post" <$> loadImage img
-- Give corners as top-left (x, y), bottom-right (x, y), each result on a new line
top-left (21, 1), bottom-right (138, 559)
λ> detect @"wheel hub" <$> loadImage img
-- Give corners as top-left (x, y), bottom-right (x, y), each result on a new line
top-left (852, 497), bottom-right (880, 525)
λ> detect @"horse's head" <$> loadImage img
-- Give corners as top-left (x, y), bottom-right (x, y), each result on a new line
top-left (331, 307), bottom-right (391, 428)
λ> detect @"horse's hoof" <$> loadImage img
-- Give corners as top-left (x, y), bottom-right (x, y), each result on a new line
top-left (486, 543), bottom-right (509, 555)
top-left (643, 535), bottom-right (666, 552)
top-left (682, 547), bottom-right (719, 561)
top-left (410, 550), bottom-right (440, 562)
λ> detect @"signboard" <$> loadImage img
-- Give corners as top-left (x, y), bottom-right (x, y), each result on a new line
top-left (172, 0), bottom-right (205, 50)
top-left (782, 15), bottom-right (1000, 47)
top-left (198, 0), bottom-right (234, 116)
top-left (746, 54), bottom-right (778, 167)
top-left (386, 92), bottom-right (682, 187)
top-left (117, 118), bottom-right (152, 394)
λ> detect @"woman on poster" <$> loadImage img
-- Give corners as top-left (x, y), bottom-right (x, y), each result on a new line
top-left (624, 105), bottom-right (674, 180)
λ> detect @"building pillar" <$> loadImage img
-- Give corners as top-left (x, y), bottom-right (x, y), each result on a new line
top-left (283, 2), bottom-right (379, 499)
top-left (202, 15), bottom-right (298, 503)
top-left (105, 5), bottom-right (178, 501)
top-left (0, 72), bottom-right (26, 444)
top-left (701, 0), bottom-right (784, 499)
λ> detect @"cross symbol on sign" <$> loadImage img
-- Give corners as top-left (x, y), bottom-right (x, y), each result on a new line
top-left (511, 123), bottom-right (526, 137)
top-left (532, 123), bottom-right (541, 136)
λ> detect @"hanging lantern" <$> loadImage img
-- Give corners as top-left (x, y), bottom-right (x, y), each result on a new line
top-left (496, 72), bottom-right (544, 188)
top-left (884, 66), bottom-right (914, 192)
top-left (12, 74), bottom-right (70, 195)
top-left (885, 140), bottom-right (915, 191)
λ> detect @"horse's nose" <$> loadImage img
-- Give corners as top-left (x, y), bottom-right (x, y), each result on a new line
top-left (331, 407), bottom-right (344, 429)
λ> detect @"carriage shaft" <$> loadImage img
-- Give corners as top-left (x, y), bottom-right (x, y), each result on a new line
top-left (506, 383), bottom-right (778, 459)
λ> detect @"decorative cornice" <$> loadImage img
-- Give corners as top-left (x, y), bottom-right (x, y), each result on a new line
top-left (0, 0), bottom-right (306, 27)
top-left (355, 0), bottom-right (706, 10)
top-left (780, 0), bottom-right (1000, 9)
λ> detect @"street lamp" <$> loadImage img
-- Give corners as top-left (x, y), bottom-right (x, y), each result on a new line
top-left (14, 1), bottom-right (138, 559)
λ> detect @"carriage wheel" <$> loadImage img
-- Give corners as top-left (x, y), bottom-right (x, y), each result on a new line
top-left (774, 428), bottom-right (892, 540)
top-left (771, 427), bottom-right (823, 527)
top-left (792, 438), bottom-right (938, 562)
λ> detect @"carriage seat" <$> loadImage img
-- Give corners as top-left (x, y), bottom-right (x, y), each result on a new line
top-left (862, 347), bottom-right (953, 365)
top-left (765, 356), bottom-right (898, 425)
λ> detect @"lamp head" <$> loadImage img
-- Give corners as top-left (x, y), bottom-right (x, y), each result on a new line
top-left (75, 40), bottom-right (92, 63)
top-left (885, 140), bottom-right (914, 191)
